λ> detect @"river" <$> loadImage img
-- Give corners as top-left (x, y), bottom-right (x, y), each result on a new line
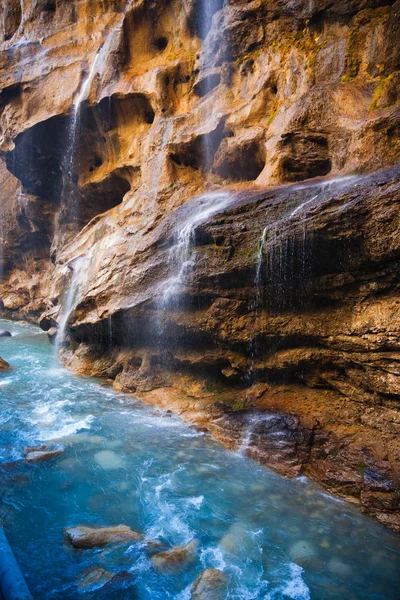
top-left (0, 320), bottom-right (399, 599)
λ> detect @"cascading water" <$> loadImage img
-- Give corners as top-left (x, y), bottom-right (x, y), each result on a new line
top-left (52, 255), bottom-right (88, 364)
top-left (158, 190), bottom-right (234, 310)
top-left (52, 268), bottom-right (78, 364)
top-left (54, 2), bottom-right (133, 362)
top-left (245, 175), bottom-right (361, 384)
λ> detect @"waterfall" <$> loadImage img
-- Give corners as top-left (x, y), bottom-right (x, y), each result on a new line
top-left (158, 190), bottom-right (234, 311)
top-left (52, 267), bottom-right (78, 365)
top-left (52, 254), bottom-right (89, 364)
top-left (238, 412), bottom-right (277, 456)
top-left (54, 3), bottom-right (133, 363)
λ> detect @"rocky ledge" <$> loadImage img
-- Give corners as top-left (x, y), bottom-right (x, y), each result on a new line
top-left (53, 166), bottom-right (400, 532)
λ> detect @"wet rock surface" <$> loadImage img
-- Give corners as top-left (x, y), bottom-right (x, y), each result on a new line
top-left (0, 356), bottom-right (10, 369)
top-left (191, 568), bottom-right (227, 600)
top-left (64, 525), bottom-right (142, 549)
top-left (151, 539), bottom-right (199, 572)
top-left (77, 566), bottom-right (116, 592)
top-left (25, 446), bottom-right (64, 463)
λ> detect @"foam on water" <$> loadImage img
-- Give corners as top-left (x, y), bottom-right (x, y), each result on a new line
top-left (39, 415), bottom-right (95, 441)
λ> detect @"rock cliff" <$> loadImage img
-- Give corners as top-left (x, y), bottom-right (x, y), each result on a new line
top-left (0, 0), bottom-right (399, 529)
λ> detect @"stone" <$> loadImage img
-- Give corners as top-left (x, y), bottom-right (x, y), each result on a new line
top-left (93, 450), bottom-right (126, 470)
top-left (191, 569), bottom-right (227, 600)
top-left (0, 357), bottom-right (10, 370)
top-left (0, 330), bottom-right (11, 337)
top-left (77, 566), bottom-right (115, 592)
top-left (288, 540), bottom-right (316, 565)
top-left (64, 525), bottom-right (142, 549)
top-left (151, 539), bottom-right (199, 572)
top-left (25, 447), bottom-right (64, 463)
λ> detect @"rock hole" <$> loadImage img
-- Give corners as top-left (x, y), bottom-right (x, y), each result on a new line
top-left (153, 37), bottom-right (168, 52)
top-left (214, 138), bottom-right (266, 182)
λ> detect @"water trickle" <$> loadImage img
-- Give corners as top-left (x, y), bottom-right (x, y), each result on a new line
top-left (158, 190), bottom-right (234, 309)
top-left (53, 255), bottom-right (88, 364)
top-left (245, 227), bottom-right (268, 387)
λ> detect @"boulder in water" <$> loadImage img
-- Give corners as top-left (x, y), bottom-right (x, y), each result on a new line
top-left (151, 539), bottom-right (198, 572)
top-left (0, 330), bottom-right (11, 337)
top-left (191, 568), bottom-right (227, 600)
top-left (77, 566), bottom-right (115, 592)
top-left (25, 446), bottom-right (64, 463)
top-left (0, 357), bottom-right (10, 370)
top-left (64, 525), bottom-right (142, 549)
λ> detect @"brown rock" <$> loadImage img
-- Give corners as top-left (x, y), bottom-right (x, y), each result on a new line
top-left (151, 539), bottom-right (199, 572)
top-left (77, 566), bottom-right (115, 592)
top-left (191, 569), bottom-right (227, 600)
top-left (0, 357), bottom-right (10, 370)
top-left (25, 446), bottom-right (64, 463)
top-left (64, 525), bottom-right (142, 549)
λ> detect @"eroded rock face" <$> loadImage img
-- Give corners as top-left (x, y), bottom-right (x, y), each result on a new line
top-left (0, 1), bottom-right (399, 530)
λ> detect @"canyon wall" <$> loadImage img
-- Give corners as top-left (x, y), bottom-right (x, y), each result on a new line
top-left (0, 0), bottom-right (399, 530)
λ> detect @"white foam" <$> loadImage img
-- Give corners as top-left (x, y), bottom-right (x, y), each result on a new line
top-left (39, 415), bottom-right (95, 440)
top-left (187, 495), bottom-right (204, 510)
top-left (280, 564), bottom-right (310, 600)
top-left (200, 546), bottom-right (226, 571)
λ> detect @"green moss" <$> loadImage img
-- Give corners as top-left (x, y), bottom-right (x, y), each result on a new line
top-left (370, 73), bottom-right (396, 110)
top-left (267, 107), bottom-right (279, 126)
top-left (232, 401), bottom-right (246, 411)
top-left (358, 462), bottom-right (366, 476)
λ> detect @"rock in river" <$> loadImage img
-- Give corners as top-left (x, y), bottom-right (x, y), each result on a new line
top-left (77, 566), bottom-right (115, 592)
top-left (0, 356), bottom-right (10, 369)
top-left (0, 330), bottom-right (11, 337)
top-left (151, 539), bottom-right (199, 572)
top-left (64, 525), bottom-right (142, 549)
top-left (191, 569), bottom-right (227, 600)
top-left (25, 446), bottom-right (64, 463)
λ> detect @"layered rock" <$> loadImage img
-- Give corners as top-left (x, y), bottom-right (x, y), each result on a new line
top-left (0, 0), bottom-right (399, 529)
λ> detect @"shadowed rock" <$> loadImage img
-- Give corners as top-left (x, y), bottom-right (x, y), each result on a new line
top-left (77, 566), bottom-right (115, 592)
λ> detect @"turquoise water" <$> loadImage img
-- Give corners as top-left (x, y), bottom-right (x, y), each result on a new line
top-left (0, 319), bottom-right (399, 599)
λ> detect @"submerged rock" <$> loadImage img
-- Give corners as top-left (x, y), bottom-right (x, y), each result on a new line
top-left (25, 446), bottom-right (64, 463)
top-left (77, 566), bottom-right (115, 592)
top-left (94, 450), bottom-right (126, 470)
top-left (151, 539), bottom-right (199, 572)
top-left (191, 569), bottom-right (227, 600)
top-left (288, 540), bottom-right (316, 565)
top-left (0, 330), bottom-right (11, 337)
top-left (91, 571), bottom-right (134, 599)
top-left (64, 525), bottom-right (142, 549)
